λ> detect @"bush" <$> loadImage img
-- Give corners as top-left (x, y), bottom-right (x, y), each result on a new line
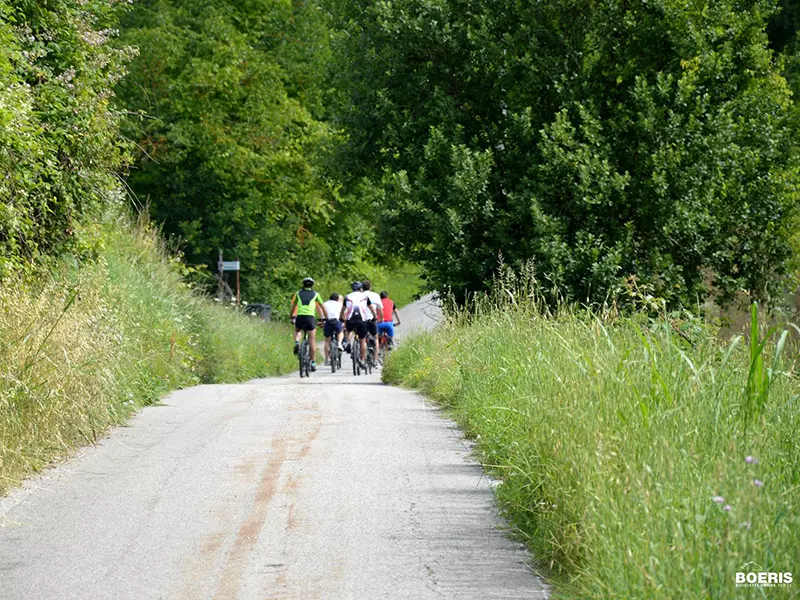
top-left (0, 215), bottom-right (295, 494)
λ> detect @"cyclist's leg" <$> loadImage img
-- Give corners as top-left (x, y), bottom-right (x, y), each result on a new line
top-left (308, 327), bottom-right (318, 362)
top-left (323, 319), bottom-right (333, 362)
top-left (293, 322), bottom-right (302, 354)
top-left (367, 320), bottom-right (378, 355)
top-left (357, 322), bottom-right (368, 363)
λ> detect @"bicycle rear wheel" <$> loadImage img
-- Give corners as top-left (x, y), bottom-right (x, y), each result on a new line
top-left (352, 341), bottom-right (360, 376)
top-left (331, 345), bottom-right (338, 373)
top-left (302, 340), bottom-right (311, 377)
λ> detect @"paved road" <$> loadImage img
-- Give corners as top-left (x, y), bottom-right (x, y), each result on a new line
top-left (0, 295), bottom-right (548, 600)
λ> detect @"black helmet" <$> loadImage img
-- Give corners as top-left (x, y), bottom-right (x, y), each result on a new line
top-left (302, 277), bottom-right (314, 288)
top-left (350, 281), bottom-right (363, 292)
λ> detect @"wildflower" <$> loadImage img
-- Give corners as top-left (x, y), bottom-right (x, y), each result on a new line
top-left (712, 496), bottom-right (725, 504)
top-left (740, 521), bottom-right (751, 530)
top-left (723, 505), bottom-right (732, 512)
top-left (754, 479), bottom-right (764, 488)
top-left (745, 456), bottom-right (758, 464)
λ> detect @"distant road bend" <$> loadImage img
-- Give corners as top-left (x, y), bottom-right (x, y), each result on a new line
top-left (0, 294), bottom-right (548, 600)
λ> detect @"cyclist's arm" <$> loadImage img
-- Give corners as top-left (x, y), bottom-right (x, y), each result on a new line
top-left (393, 307), bottom-right (401, 325)
top-left (315, 296), bottom-right (329, 320)
top-left (339, 302), bottom-right (348, 321)
top-left (290, 293), bottom-right (298, 318)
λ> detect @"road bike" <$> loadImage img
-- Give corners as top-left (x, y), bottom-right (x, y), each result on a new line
top-left (366, 333), bottom-right (377, 374)
top-left (298, 332), bottom-right (312, 378)
top-left (327, 319), bottom-right (343, 373)
top-left (351, 332), bottom-right (363, 376)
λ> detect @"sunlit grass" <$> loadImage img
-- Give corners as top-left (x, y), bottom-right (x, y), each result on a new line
top-left (0, 215), bottom-right (295, 494)
top-left (383, 293), bottom-right (800, 599)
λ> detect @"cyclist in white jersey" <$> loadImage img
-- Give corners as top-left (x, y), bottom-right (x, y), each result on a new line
top-left (340, 281), bottom-right (376, 368)
top-left (322, 292), bottom-right (344, 366)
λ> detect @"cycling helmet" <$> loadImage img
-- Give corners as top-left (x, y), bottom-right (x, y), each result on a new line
top-left (350, 281), bottom-right (363, 292)
top-left (302, 277), bottom-right (314, 288)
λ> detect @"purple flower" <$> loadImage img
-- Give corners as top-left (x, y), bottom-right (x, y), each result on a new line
top-left (723, 505), bottom-right (732, 511)
top-left (745, 456), bottom-right (758, 464)
top-left (754, 479), bottom-right (764, 488)
top-left (712, 496), bottom-right (725, 503)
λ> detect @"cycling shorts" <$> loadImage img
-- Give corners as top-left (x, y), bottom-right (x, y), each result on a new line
top-left (377, 322), bottom-right (395, 338)
top-left (366, 319), bottom-right (378, 336)
top-left (295, 316), bottom-right (316, 332)
top-left (323, 319), bottom-right (343, 338)
top-left (346, 318), bottom-right (368, 340)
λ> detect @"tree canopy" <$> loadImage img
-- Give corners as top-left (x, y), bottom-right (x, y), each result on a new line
top-left (116, 0), bottom-right (358, 302)
top-left (327, 0), bottom-right (799, 306)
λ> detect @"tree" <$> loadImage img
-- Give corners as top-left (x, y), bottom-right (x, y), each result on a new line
top-left (117, 0), bottom-right (348, 304)
top-left (327, 0), bottom-right (799, 306)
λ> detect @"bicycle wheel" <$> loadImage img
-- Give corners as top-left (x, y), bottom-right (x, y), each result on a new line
top-left (331, 345), bottom-right (338, 373)
top-left (302, 340), bottom-right (311, 377)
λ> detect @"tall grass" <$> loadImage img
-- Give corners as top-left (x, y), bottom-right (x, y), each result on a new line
top-left (0, 215), bottom-right (295, 494)
top-left (383, 289), bottom-right (800, 598)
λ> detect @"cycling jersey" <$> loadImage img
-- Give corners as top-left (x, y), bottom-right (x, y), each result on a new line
top-left (380, 298), bottom-right (395, 323)
top-left (344, 291), bottom-right (373, 321)
top-left (323, 299), bottom-right (343, 321)
top-left (293, 289), bottom-right (322, 317)
top-left (364, 291), bottom-right (382, 321)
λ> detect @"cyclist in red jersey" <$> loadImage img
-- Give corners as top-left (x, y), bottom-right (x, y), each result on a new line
top-left (377, 291), bottom-right (401, 345)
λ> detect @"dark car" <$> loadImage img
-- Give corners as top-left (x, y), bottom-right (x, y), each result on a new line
top-left (244, 303), bottom-right (272, 322)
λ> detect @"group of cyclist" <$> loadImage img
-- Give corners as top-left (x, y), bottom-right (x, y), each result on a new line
top-left (290, 277), bottom-right (402, 372)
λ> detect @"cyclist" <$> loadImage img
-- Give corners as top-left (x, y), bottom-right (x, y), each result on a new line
top-left (378, 290), bottom-right (402, 348)
top-left (361, 279), bottom-right (384, 360)
top-left (290, 277), bottom-right (329, 372)
top-left (323, 292), bottom-right (344, 366)
top-left (340, 281), bottom-right (376, 369)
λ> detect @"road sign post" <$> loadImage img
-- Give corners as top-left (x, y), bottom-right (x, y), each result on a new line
top-left (218, 251), bottom-right (242, 307)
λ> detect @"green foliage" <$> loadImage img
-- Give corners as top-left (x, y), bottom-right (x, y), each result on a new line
top-left (116, 0), bottom-right (365, 307)
top-left (328, 0), bottom-right (799, 307)
top-left (0, 0), bottom-right (132, 276)
top-left (0, 215), bottom-right (295, 494)
top-left (383, 295), bottom-right (800, 598)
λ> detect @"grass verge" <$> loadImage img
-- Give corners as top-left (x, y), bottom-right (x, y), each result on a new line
top-left (0, 215), bottom-right (295, 494)
top-left (383, 294), bottom-right (799, 599)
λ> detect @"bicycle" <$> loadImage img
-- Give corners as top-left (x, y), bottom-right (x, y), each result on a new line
top-left (366, 333), bottom-right (377, 374)
top-left (297, 332), bottom-right (312, 378)
top-left (351, 332), bottom-right (363, 376)
top-left (327, 319), bottom-right (343, 374)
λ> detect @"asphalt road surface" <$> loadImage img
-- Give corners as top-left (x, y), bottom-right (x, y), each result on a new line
top-left (0, 295), bottom-right (548, 600)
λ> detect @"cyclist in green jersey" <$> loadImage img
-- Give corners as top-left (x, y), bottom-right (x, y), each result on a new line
top-left (290, 277), bottom-right (329, 371)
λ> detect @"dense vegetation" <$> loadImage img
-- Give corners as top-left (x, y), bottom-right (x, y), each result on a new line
top-left (0, 0), bottom-right (131, 276)
top-left (384, 283), bottom-right (800, 598)
top-left (328, 0), bottom-right (800, 307)
top-left (0, 217), bottom-right (295, 494)
top-left (115, 0), bottom-right (357, 304)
